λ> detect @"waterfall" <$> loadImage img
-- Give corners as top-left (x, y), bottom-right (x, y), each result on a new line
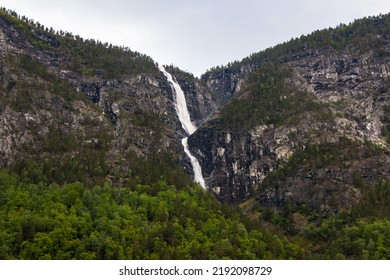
top-left (159, 65), bottom-right (206, 189)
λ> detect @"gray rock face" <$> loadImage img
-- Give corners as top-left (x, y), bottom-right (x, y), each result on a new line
top-left (202, 67), bottom-right (245, 101)
top-left (189, 113), bottom-right (349, 203)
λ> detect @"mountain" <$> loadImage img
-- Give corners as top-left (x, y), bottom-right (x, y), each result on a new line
top-left (1, 8), bottom-right (390, 259)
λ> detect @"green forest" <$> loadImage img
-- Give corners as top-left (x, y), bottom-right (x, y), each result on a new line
top-left (1, 168), bottom-right (390, 259)
top-left (0, 170), bottom-right (302, 260)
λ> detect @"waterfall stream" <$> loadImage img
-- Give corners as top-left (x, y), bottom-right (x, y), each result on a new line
top-left (159, 65), bottom-right (206, 189)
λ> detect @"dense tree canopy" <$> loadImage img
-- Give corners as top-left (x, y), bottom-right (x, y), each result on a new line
top-left (0, 170), bottom-right (302, 260)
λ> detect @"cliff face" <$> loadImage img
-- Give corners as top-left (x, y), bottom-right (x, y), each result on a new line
top-left (194, 17), bottom-right (390, 211)
top-left (0, 11), bottom-right (215, 183)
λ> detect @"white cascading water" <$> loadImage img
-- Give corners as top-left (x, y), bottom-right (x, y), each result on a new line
top-left (159, 65), bottom-right (206, 189)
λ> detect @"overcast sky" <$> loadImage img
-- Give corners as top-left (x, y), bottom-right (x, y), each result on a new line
top-left (2, 0), bottom-right (390, 76)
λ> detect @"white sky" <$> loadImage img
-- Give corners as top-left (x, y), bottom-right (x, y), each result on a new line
top-left (2, 0), bottom-right (390, 76)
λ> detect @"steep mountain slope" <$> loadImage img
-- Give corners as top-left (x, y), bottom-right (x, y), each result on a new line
top-left (191, 14), bottom-right (390, 214)
top-left (0, 8), bottom-right (216, 187)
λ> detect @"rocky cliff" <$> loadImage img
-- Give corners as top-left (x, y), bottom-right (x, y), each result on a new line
top-left (192, 15), bottom-right (390, 212)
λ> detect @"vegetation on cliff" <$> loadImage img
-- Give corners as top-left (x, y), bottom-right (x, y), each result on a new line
top-left (0, 7), bottom-right (158, 79)
top-left (218, 63), bottom-right (333, 130)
